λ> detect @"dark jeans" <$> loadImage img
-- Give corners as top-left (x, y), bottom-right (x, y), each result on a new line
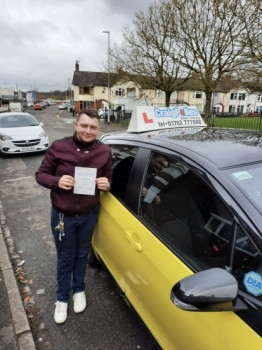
top-left (51, 205), bottom-right (99, 302)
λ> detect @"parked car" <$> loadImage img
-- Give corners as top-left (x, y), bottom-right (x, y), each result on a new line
top-left (9, 102), bottom-right (23, 113)
top-left (58, 103), bottom-right (69, 110)
top-left (34, 104), bottom-right (43, 110)
top-left (98, 108), bottom-right (106, 118)
top-left (88, 106), bottom-right (262, 350)
top-left (98, 106), bottom-right (126, 121)
top-left (0, 112), bottom-right (49, 155)
top-left (38, 102), bottom-right (46, 108)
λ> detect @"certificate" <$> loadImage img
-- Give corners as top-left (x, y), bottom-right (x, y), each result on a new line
top-left (143, 185), bottom-right (160, 203)
top-left (73, 167), bottom-right (97, 195)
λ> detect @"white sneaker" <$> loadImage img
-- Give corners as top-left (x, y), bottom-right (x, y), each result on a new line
top-left (73, 291), bottom-right (86, 313)
top-left (54, 301), bottom-right (68, 324)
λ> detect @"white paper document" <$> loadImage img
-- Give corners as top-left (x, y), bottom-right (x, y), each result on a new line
top-left (143, 185), bottom-right (160, 204)
top-left (73, 167), bottom-right (97, 195)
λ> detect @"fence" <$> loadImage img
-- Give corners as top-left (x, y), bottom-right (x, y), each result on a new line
top-left (104, 109), bottom-right (132, 123)
top-left (104, 110), bottom-right (262, 131)
top-left (207, 114), bottom-right (262, 131)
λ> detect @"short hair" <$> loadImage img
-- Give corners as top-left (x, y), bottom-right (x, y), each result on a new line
top-left (77, 109), bottom-right (100, 122)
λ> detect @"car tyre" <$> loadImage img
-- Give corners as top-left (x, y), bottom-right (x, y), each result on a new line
top-left (87, 244), bottom-right (101, 268)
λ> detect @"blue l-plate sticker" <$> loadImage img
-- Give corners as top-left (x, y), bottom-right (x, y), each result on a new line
top-left (243, 271), bottom-right (262, 296)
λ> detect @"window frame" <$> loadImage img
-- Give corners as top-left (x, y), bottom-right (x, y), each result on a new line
top-left (79, 86), bottom-right (91, 95)
top-left (126, 88), bottom-right (136, 98)
top-left (192, 91), bottom-right (203, 99)
top-left (115, 87), bottom-right (125, 96)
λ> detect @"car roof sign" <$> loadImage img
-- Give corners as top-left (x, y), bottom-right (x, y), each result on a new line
top-left (127, 106), bottom-right (207, 133)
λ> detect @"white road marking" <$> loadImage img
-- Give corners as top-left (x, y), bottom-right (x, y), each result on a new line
top-left (3, 176), bottom-right (32, 182)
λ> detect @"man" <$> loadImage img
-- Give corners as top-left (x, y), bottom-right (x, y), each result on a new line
top-left (35, 109), bottom-right (112, 324)
top-left (142, 154), bottom-right (169, 203)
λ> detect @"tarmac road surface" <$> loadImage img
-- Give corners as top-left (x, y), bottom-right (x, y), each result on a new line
top-left (0, 106), bottom-right (161, 350)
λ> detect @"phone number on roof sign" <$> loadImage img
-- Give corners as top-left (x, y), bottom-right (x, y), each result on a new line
top-left (154, 107), bottom-right (199, 118)
top-left (158, 119), bottom-right (202, 128)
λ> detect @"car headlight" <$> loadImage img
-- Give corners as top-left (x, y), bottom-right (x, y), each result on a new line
top-left (39, 131), bottom-right (47, 138)
top-left (0, 133), bottom-right (13, 141)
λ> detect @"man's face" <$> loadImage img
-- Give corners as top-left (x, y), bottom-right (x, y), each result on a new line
top-left (74, 114), bottom-right (99, 143)
top-left (150, 156), bottom-right (168, 173)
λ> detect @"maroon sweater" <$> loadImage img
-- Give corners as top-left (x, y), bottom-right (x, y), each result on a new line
top-left (35, 133), bottom-right (112, 215)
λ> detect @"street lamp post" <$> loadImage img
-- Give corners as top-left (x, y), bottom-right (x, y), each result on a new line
top-left (103, 30), bottom-right (110, 125)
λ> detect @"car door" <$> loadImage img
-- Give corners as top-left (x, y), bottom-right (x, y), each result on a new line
top-left (120, 150), bottom-right (262, 350)
top-left (91, 144), bottom-right (140, 291)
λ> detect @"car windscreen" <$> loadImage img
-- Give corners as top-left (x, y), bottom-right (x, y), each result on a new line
top-left (223, 163), bottom-right (262, 214)
top-left (0, 114), bottom-right (39, 128)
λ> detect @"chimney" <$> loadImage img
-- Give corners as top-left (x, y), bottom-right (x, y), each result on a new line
top-left (75, 60), bottom-right (79, 72)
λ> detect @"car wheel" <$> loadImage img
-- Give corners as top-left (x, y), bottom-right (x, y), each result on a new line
top-left (0, 151), bottom-right (6, 158)
top-left (87, 244), bottom-right (101, 267)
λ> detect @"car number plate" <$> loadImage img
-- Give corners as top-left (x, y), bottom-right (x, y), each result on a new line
top-left (22, 147), bottom-right (35, 150)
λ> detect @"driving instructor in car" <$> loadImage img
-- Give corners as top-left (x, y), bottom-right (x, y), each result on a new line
top-left (35, 109), bottom-right (112, 324)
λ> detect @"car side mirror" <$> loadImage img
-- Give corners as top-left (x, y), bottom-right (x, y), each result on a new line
top-left (39, 122), bottom-right (44, 126)
top-left (171, 268), bottom-right (247, 312)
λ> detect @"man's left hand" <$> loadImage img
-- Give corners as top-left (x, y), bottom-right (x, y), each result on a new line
top-left (95, 177), bottom-right (110, 191)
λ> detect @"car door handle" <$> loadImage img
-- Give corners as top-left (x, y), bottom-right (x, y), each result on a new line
top-left (125, 230), bottom-right (143, 252)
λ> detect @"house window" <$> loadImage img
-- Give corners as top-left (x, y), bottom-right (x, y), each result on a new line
top-left (230, 93), bottom-right (238, 100)
top-left (257, 94), bottom-right (262, 101)
top-left (230, 93), bottom-right (246, 101)
top-left (229, 105), bottom-right (236, 113)
top-left (115, 88), bottom-right (125, 96)
top-left (192, 91), bottom-right (202, 99)
top-left (155, 89), bottom-right (164, 98)
top-left (237, 105), bottom-right (244, 113)
top-left (238, 93), bottom-right (246, 101)
top-left (79, 87), bottom-right (90, 95)
top-left (127, 88), bottom-right (136, 98)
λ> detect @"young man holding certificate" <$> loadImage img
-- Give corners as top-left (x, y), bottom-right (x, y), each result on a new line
top-left (35, 109), bottom-right (112, 324)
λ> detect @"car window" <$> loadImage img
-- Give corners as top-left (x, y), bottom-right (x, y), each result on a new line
top-left (139, 151), bottom-right (234, 271)
top-left (232, 225), bottom-right (262, 301)
top-left (110, 145), bottom-right (138, 202)
top-left (0, 114), bottom-right (38, 127)
top-left (224, 163), bottom-right (262, 214)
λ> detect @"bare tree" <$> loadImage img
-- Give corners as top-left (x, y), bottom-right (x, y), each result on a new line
top-left (237, 0), bottom-right (262, 93)
top-left (169, 0), bottom-right (261, 122)
top-left (110, 1), bottom-right (191, 107)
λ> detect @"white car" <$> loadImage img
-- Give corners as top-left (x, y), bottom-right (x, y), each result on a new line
top-left (98, 108), bottom-right (106, 119)
top-left (58, 103), bottom-right (69, 110)
top-left (0, 112), bottom-right (49, 155)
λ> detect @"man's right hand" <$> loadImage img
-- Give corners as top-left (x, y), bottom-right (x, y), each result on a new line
top-left (142, 187), bottom-right (148, 196)
top-left (58, 175), bottom-right (75, 190)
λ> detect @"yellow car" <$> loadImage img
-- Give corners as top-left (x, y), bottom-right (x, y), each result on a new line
top-left (88, 107), bottom-right (262, 349)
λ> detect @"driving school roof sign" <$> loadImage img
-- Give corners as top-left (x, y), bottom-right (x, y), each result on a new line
top-left (127, 106), bottom-right (206, 133)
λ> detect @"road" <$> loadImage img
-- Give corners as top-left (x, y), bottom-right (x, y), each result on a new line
top-left (0, 106), bottom-right (161, 350)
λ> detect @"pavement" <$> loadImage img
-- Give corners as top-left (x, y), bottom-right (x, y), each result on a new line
top-left (0, 200), bottom-right (36, 350)
top-left (0, 123), bottom-right (126, 350)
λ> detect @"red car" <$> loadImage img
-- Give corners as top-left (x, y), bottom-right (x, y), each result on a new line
top-left (34, 104), bottom-right (43, 110)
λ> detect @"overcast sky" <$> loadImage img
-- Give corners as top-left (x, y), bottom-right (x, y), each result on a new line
top-left (1, 0), bottom-right (154, 92)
